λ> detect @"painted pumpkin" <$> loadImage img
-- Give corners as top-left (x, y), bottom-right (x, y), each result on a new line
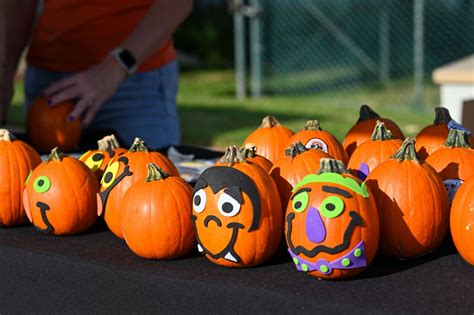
top-left (343, 104), bottom-right (404, 158)
top-left (285, 158), bottom-right (379, 279)
top-left (415, 107), bottom-right (474, 159)
top-left (366, 138), bottom-right (450, 259)
top-left (121, 163), bottom-right (195, 259)
top-left (22, 148), bottom-right (98, 235)
top-left (0, 129), bottom-right (42, 226)
top-left (450, 176), bottom-right (474, 265)
top-left (242, 115), bottom-right (294, 163)
top-left (97, 137), bottom-right (179, 239)
top-left (270, 142), bottom-right (331, 208)
top-left (348, 120), bottom-right (403, 180)
top-left (288, 120), bottom-right (348, 164)
top-left (192, 146), bottom-right (283, 267)
top-left (26, 97), bottom-right (82, 153)
top-left (79, 134), bottom-right (127, 180)
top-left (426, 129), bottom-right (474, 203)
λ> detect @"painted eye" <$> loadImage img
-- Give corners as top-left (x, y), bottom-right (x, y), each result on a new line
top-left (320, 196), bottom-right (344, 219)
top-left (193, 189), bottom-right (207, 213)
top-left (101, 161), bottom-right (119, 189)
top-left (82, 152), bottom-right (105, 173)
top-left (292, 191), bottom-right (309, 213)
top-left (25, 170), bottom-right (32, 185)
top-left (305, 138), bottom-right (328, 153)
top-left (217, 192), bottom-right (241, 217)
top-left (33, 176), bottom-right (51, 193)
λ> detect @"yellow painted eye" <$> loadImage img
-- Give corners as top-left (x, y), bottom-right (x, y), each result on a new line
top-left (82, 152), bottom-right (105, 173)
top-left (101, 161), bottom-right (120, 189)
top-left (34, 176), bottom-right (51, 193)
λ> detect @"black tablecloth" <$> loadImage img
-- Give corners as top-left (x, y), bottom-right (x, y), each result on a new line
top-left (1, 222), bottom-right (474, 313)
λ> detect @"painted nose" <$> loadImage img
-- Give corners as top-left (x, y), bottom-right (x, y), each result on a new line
top-left (305, 207), bottom-right (326, 243)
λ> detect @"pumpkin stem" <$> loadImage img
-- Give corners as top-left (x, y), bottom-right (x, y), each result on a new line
top-left (219, 145), bottom-right (246, 165)
top-left (444, 129), bottom-right (472, 149)
top-left (46, 147), bottom-right (68, 163)
top-left (240, 143), bottom-right (258, 159)
top-left (146, 163), bottom-right (169, 182)
top-left (391, 138), bottom-right (420, 163)
top-left (357, 104), bottom-right (380, 123)
top-left (433, 107), bottom-right (452, 125)
top-left (0, 129), bottom-right (16, 141)
top-left (370, 120), bottom-right (394, 141)
top-left (285, 142), bottom-right (308, 159)
top-left (129, 137), bottom-right (150, 152)
top-left (259, 115), bottom-right (281, 128)
top-left (98, 134), bottom-right (121, 151)
top-left (303, 120), bottom-right (322, 131)
top-left (317, 158), bottom-right (348, 174)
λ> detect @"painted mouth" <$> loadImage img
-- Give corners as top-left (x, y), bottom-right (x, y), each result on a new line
top-left (35, 201), bottom-right (53, 234)
top-left (286, 210), bottom-right (363, 258)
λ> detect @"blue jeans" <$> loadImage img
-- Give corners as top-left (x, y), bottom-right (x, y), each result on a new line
top-left (24, 61), bottom-right (181, 149)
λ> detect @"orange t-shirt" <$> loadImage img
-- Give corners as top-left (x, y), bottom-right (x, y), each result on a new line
top-left (27, 0), bottom-right (176, 72)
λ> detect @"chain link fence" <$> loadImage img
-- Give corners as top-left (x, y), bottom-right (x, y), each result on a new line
top-left (232, 0), bottom-right (473, 107)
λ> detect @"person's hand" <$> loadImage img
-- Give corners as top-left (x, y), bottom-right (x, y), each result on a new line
top-left (43, 55), bottom-right (127, 127)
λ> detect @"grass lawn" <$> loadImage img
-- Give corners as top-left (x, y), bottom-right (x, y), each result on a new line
top-left (9, 69), bottom-right (437, 149)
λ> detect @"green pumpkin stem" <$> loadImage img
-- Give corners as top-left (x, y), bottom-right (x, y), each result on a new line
top-left (433, 107), bottom-right (452, 125)
top-left (285, 142), bottom-right (308, 159)
top-left (370, 120), bottom-right (394, 141)
top-left (444, 129), bottom-right (472, 149)
top-left (219, 145), bottom-right (246, 165)
top-left (357, 104), bottom-right (380, 123)
top-left (303, 120), bottom-right (322, 131)
top-left (98, 134), bottom-right (121, 151)
top-left (317, 158), bottom-right (348, 174)
top-left (146, 163), bottom-right (169, 182)
top-left (391, 138), bottom-right (420, 163)
top-left (129, 137), bottom-right (150, 152)
top-left (46, 147), bottom-right (68, 163)
top-left (0, 129), bottom-right (16, 141)
top-left (240, 144), bottom-right (258, 159)
top-left (260, 115), bottom-right (281, 128)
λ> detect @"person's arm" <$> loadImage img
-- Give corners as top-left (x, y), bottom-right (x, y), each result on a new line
top-left (0, 0), bottom-right (37, 125)
top-left (44, 0), bottom-right (193, 126)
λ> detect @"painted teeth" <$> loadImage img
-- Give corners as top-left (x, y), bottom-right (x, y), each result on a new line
top-left (197, 244), bottom-right (203, 253)
top-left (224, 252), bottom-right (238, 262)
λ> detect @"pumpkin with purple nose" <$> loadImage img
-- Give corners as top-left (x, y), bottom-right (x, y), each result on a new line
top-left (285, 158), bottom-right (379, 279)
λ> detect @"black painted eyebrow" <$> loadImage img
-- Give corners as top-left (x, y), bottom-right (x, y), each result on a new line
top-left (291, 187), bottom-right (312, 200)
top-left (118, 156), bottom-right (129, 164)
top-left (322, 185), bottom-right (352, 198)
top-left (224, 186), bottom-right (242, 203)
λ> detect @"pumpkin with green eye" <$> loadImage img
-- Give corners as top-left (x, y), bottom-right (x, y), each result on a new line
top-left (79, 134), bottom-right (126, 180)
top-left (285, 158), bottom-right (379, 279)
top-left (97, 137), bottom-right (179, 239)
top-left (22, 147), bottom-right (98, 235)
top-left (0, 129), bottom-right (42, 227)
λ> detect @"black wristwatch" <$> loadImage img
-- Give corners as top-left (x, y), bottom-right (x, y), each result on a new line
top-left (111, 47), bottom-right (137, 75)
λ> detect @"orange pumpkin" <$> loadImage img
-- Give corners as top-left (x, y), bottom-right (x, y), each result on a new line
top-left (22, 148), bottom-right (98, 235)
top-left (425, 129), bottom-right (474, 203)
top-left (121, 163), bottom-right (195, 259)
top-left (79, 134), bottom-right (127, 180)
top-left (366, 138), bottom-right (450, 259)
top-left (192, 146), bottom-right (283, 267)
top-left (343, 104), bottom-right (404, 158)
top-left (285, 158), bottom-right (379, 279)
top-left (450, 176), bottom-right (474, 265)
top-left (97, 137), bottom-right (179, 239)
top-left (26, 97), bottom-right (82, 153)
top-left (242, 115), bottom-right (294, 163)
top-left (270, 142), bottom-right (331, 208)
top-left (0, 129), bottom-right (42, 226)
top-left (347, 120), bottom-right (403, 180)
top-left (288, 120), bottom-right (348, 164)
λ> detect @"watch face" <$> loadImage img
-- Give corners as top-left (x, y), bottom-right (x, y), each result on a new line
top-left (118, 50), bottom-right (136, 69)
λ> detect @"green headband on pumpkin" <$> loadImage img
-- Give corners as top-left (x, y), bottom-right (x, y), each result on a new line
top-left (292, 173), bottom-right (370, 198)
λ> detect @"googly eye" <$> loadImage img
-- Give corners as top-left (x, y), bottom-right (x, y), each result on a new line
top-left (320, 196), bottom-right (344, 219)
top-left (193, 189), bottom-right (207, 213)
top-left (305, 138), bottom-right (328, 153)
top-left (292, 191), bottom-right (309, 213)
top-left (33, 176), bottom-right (51, 193)
top-left (217, 192), bottom-right (241, 217)
top-left (101, 161), bottom-right (119, 189)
